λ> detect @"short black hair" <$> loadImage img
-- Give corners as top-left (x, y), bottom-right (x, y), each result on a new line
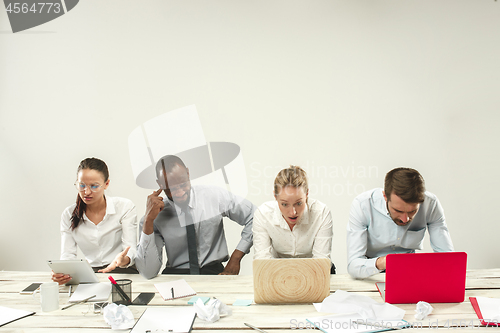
top-left (155, 155), bottom-right (187, 178)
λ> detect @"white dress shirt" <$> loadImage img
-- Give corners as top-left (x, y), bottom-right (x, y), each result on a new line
top-left (253, 198), bottom-right (333, 261)
top-left (60, 196), bottom-right (138, 267)
top-left (346, 188), bottom-right (454, 279)
top-left (135, 185), bottom-right (255, 279)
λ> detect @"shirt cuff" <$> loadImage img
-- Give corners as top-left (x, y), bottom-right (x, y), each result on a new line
top-left (140, 231), bottom-right (155, 247)
top-left (236, 238), bottom-right (253, 254)
top-left (125, 254), bottom-right (135, 267)
top-left (368, 257), bottom-right (382, 276)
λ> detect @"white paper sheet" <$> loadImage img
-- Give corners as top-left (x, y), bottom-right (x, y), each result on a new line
top-left (130, 307), bottom-right (196, 333)
top-left (69, 282), bottom-right (111, 302)
top-left (475, 297), bottom-right (500, 321)
top-left (0, 306), bottom-right (35, 327)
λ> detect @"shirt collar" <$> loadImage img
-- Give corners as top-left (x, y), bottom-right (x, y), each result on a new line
top-left (372, 188), bottom-right (390, 217)
top-left (83, 196), bottom-right (114, 221)
top-left (105, 196), bottom-right (116, 215)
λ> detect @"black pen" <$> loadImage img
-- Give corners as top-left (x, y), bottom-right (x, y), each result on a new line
top-left (171, 287), bottom-right (174, 299)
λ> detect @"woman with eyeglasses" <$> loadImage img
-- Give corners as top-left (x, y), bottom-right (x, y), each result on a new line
top-left (51, 157), bottom-right (138, 285)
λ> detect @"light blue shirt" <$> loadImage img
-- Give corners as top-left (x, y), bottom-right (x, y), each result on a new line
top-left (346, 188), bottom-right (454, 279)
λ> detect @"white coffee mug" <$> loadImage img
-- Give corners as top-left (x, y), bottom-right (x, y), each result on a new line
top-left (33, 282), bottom-right (59, 312)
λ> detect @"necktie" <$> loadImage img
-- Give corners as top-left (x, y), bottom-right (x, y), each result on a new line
top-left (183, 208), bottom-right (200, 275)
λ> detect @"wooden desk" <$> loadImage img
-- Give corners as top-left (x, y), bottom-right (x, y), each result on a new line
top-left (1, 269), bottom-right (500, 332)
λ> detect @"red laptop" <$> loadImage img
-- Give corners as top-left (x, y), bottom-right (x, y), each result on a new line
top-left (375, 252), bottom-right (467, 304)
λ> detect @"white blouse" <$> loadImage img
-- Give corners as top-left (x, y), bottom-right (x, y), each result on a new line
top-left (60, 196), bottom-right (137, 267)
top-left (252, 198), bottom-right (333, 261)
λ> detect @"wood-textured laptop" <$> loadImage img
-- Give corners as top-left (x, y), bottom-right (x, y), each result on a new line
top-left (376, 252), bottom-right (467, 304)
top-left (253, 258), bottom-right (331, 304)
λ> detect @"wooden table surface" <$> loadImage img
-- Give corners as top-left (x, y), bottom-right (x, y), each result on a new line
top-left (1, 269), bottom-right (500, 333)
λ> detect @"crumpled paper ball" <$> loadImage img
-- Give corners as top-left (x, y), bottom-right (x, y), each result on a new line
top-left (415, 301), bottom-right (433, 320)
top-left (102, 303), bottom-right (135, 330)
top-left (194, 298), bottom-right (232, 323)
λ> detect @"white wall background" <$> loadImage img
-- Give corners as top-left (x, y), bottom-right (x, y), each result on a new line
top-left (1, 0), bottom-right (499, 276)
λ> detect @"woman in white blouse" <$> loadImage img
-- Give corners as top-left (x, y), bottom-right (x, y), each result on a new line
top-left (252, 166), bottom-right (335, 273)
top-left (52, 158), bottom-right (138, 284)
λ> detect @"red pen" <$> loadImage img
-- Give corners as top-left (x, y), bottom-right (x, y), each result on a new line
top-left (108, 276), bottom-right (131, 304)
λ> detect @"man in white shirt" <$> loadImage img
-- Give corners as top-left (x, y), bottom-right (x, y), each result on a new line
top-left (135, 155), bottom-right (255, 279)
top-left (346, 167), bottom-right (454, 279)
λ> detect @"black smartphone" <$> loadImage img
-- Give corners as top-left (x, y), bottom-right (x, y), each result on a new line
top-left (20, 283), bottom-right (42, 294)
top-left (132, 292), bottom-right (155, 305)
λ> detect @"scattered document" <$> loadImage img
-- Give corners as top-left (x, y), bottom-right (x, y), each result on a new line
top-left (470, 296), bottom-right (500, 326)
top-left (155, 279), bottom-right (196, 300)
top-left (130, 307), bottom-right (196, 333)
top-left (69, 282), bottom-right (111, 302)
top-left (0, 306), bottom-right (35, 327)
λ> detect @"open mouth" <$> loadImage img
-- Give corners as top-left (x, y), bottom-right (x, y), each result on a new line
top-left (288, 216), bottom-right (298, 223)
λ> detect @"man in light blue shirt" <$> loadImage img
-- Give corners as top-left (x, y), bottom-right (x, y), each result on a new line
top-left (347, 167), bottom-right (454, 279)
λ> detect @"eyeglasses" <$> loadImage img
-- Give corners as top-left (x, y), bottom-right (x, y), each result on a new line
top-left (74, 182), bottom-right (104, 192)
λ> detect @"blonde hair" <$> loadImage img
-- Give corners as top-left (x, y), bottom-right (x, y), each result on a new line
top-left (274, 165), bottom-right (308, 196)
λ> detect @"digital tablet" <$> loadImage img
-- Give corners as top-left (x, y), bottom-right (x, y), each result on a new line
top-left (47, 259), bottom-right (99, 285)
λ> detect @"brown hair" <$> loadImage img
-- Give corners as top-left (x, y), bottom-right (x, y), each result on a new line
top-left (384, 167), bottom-right (425, 203)
top-left (70, 158), bottom-right (109, 230)
top-left (274, 165), bottom-right (308, 196)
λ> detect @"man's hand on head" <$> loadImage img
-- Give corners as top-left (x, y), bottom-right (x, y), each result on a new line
top-left (144, 189), bottom-right (164, 235)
